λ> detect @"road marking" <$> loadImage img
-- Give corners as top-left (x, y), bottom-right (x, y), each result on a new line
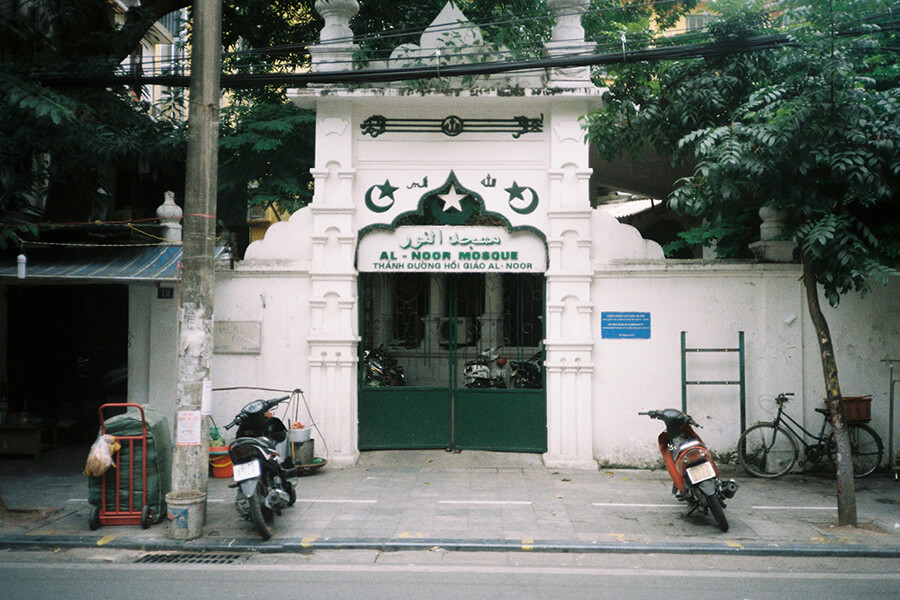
top-left (593, 502), bottom-right (674, 508)
top-left (751, 506), bottom-right (836, 511)
top-left (397, 531), bottom-right (425, 538)
top-left (438, 500), bottom-right (532, 505)
top-left (296, 499), bottom-right (377, 504)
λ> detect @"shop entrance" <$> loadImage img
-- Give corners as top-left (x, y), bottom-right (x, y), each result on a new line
top-left (358, 272), bottom-right (546, 452)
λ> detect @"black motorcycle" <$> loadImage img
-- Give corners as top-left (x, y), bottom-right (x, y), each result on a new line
top-left (225, 394), bottom-right (299, 540)
top-left (363, 346), bottom-right (406, 387)
top-left (510, 351), bottom-right (542, 389)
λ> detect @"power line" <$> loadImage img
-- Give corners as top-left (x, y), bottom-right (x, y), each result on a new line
top-left (226, 0), bottom-right (699, 58)
top-left (36, 33), bottom-right (794, 89)
top-left (20, 6), bottom-right (900, 86)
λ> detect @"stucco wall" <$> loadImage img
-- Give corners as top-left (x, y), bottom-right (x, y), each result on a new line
top-left (592, 260), bottom-right (900, 467)
top-left (128, 285), bottom-right (180, 425)
top-left (210, 267), bottom-right (314, 438)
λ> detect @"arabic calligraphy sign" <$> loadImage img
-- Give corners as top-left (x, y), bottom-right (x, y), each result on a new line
top-left (358, 226), bottom-right (545, 273)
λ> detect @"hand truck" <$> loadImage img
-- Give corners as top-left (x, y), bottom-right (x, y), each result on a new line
top-left (88, 403), bottom-right (152, 529)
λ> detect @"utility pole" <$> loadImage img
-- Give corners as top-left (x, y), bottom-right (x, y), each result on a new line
top-left (172, 0), bottom-right (222, 494)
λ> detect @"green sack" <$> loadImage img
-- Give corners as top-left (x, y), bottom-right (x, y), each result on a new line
top-left (87, 406), bottom-right (171, 523)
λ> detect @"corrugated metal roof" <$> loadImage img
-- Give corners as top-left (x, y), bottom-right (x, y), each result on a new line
top-left (0, 245), bottom-right (223, 284)
top-left (597, 198), bottom-right (658, 219)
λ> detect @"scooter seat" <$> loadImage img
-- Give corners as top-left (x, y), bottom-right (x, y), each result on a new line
top-left (256, 436), bottom-right (277, 449)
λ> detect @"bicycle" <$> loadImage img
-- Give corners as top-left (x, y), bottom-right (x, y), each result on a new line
top-left (737, 392), bottom-right (884, 478)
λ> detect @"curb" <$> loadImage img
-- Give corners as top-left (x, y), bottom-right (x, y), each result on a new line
top-left (2, 534), bottom-right (899, 558)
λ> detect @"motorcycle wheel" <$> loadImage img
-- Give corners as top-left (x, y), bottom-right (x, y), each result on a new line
top-left (705, 492), bottom-right (729, 532)
top-left (247, 487), bottom-right (275, 540)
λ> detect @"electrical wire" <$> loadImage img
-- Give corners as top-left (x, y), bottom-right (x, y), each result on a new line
top-left (34, 32), bottom-right (796, 89)
top-left (19, 0), bottom-right (786, 80)
top-left (28, 13), bottom-right (899, 85)
top-left (22, 0), bottom-right (899, 82)
top-left (225, 0), bottom-right (736, 57)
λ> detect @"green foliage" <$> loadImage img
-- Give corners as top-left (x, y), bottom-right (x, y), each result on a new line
top-left (218, 0), bottom-right (321, 105)
top-left (663, 208), bottom-right (759, 259)
top-left (0, 65), bottom-right (185, 220)
top-left (352, 1), bottom-right (699, 67)
top-left (586, 0), bottom-right (900, 305)
top-left (585, 0), bottom-right (775, 163)
top-left (218, 101), bottom-right (316, 220)
top-left (352, 0), bottom-right (551, 63)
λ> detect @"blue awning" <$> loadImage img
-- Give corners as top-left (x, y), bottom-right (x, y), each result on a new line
top-left (0, 245), bottom-right (224, 284)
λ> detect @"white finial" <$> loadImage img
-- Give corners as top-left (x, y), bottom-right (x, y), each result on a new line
top-left (156, 190), bottom-right (183, 243)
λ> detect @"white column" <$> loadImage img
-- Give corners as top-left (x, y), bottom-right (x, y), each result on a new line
top-left (307, 157), bottom-right (360, 466)
top-left (543, 107), bottom-right (597, 470)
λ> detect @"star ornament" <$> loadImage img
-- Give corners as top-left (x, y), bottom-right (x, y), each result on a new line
top-left (376, 180), bottom-right (399, 200)
top-left (438, 186), bottom-right (468, 212)
top-left (504, 181), bottom-right (527, 200)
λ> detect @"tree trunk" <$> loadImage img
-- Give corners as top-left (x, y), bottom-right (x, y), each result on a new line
top-left (801, 255), bottom-right (857, 526)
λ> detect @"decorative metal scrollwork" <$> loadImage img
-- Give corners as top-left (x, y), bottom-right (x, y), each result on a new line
top-left (360, 114), bottom-right (544, 139)
top-left (360, 115), bottom-right (387, 138)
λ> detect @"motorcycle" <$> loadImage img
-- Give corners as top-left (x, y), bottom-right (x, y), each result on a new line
top-left (363, 346), bottom-right (406, 387)
top-left (225, 394), bottom-right (299, 539)
top-left (464, 346), bottom-right (507, 388)
top-left (639, 408), bottom-right (738, 531)
top-left (510, 351), bottom-right (542, 389)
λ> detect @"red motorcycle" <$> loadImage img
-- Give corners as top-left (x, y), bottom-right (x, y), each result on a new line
top-left (639, 409), bottom-right (738, 531)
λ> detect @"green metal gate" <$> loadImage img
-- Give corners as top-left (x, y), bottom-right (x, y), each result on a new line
top-left (358, 272), bottom-right (546, 452)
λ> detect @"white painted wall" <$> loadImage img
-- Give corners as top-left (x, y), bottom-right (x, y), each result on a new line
top-left (128, 285), bottom-right (180, 435)
top-left (592, 260), bottom-right (900, 467)
top-left (210, 268), bottom-right (314, 437)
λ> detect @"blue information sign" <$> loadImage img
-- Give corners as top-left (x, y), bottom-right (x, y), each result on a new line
top-left (601, 312), bottom-right (651, 339)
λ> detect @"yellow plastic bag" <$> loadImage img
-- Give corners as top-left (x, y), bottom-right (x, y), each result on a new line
top-left (84, 434), bottom-right (121, 477)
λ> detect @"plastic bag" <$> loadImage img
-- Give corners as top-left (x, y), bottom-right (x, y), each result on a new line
top-left (84, 434), bottom-right (121, 477)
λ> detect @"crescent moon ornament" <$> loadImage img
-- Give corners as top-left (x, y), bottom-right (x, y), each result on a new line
top-left (506, 181), bottom-right (539, 215)
top-left (365, 180), bottom-right (398, 213)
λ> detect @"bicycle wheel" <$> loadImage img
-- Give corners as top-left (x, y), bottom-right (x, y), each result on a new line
top-left (737, 422), bottom-right (798, 478)
top-left (827, 423), bottom-right (883, 478)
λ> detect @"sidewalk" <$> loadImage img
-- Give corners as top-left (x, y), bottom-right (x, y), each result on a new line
top-left (1, 449), bottom-right (899, 556)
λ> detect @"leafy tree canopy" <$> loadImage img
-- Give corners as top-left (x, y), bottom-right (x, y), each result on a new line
top-left (1, 0), bottom-right (701, 246)
top-left (586, 0), bottom-right (900, 306)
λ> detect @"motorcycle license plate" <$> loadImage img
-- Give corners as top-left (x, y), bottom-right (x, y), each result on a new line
top-left (685, 461), bottom-right (716, 484)
top-left (232, 460), bottom-right (261, 482)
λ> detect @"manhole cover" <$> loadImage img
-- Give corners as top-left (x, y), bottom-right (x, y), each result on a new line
top-left (135, 552), bottom-right (244, 565)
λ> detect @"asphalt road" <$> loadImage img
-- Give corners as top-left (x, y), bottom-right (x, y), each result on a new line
top-left (1, 549), bottom-right (898, 600)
